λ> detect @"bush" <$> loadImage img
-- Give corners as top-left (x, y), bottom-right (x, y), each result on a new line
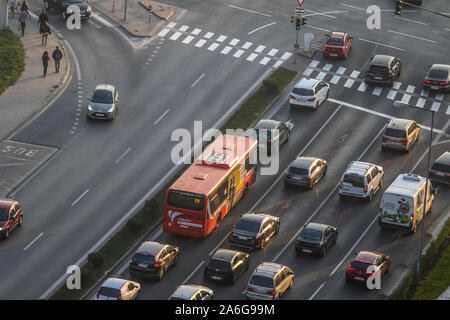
top-left (125, 219), bottom-right (142, 233)
top-left (88, 252), bottom-right (104, 268)
top-left (144, 199), bottom-right (159, 213)
top-left (81, 263), bottom-right (94, 284)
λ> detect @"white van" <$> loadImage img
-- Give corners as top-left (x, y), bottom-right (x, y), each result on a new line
top-left (378, 173), bottom-right (436, 233)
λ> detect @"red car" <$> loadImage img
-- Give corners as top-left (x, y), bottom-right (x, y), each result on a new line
top-left (323, 32), bottom-right (352, 59)
top-left (0, 199), bottom-right (24, 239)
top-left (345, 251), bottom-right (390, 283)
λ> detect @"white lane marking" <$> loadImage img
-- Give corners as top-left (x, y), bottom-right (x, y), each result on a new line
top-left (393, 81), bottom-right (401, 89)
top-left (447, 105), bottom-right (450, 115)
top-left (88, 19), bottom-right (101, 28)
top-left (336, 67), bottom-right (346, 75)
top-left (167, 22), bottom-right (177, 28)
top-left (255, 45), bottom-right (266, 53)
top-left (431, 101), bottom-right (441, 111)
top-left (217, 35), bottom-right (227, 42)
top-left (350, 70), bottom-right (360, 79)
top-left (62, 40), bottom-right (81, 81)
top-left (153, 109), bottom-right (170, 125)
top-left (435, 94), bottom-right (445, 101)
top-left (340, 3), bottom-right (364, 10)
top-left (207, 43), bottom-right (220, 51)
top-left (182, 261), bottom-right (205, 284)
top-left (358, 37), bottom-right (404, 51)
top-left (191, 73), bottom-right (206, 88)
top-left (387, 89), bottom-right (397, 100)
top-left (229, 38), bottom-right (240, 46)
top-left (309, 282), bottom-right (326, 300)
top-left (91, 13), bottom-right (114, 28)
top-left (316, 71), bottom-right (327, 80)
top-left (358, 82), bottom-right (368, 92)
top-left (323, 63), bottom-right (333, 71)
top-left (259, 57), bottom-right (271, 65)
top-left (114, 147), bottom-right (132, 164)
top-left (330, 75), bottom-right (341, 84)
top-left (372, 87), bottom-right (382, 96)
top-left (246, 53), bottom-right (258, 61)
top-left (387, 30), bottom-right (437, 44)
top-left (401, 93), bottom-right (412, 104)
top-left (406, 85), bottom-right (415, 93)
top-left (394, 16), bottom-right (428, 25)
top-left (182, 35), bottom-right (194, 44)
top-left (220, 46), bottom-right (233, 55)
top-left (233, 49), bottom-right (245, 58)
top-left (303, 68), bottom-right (314, 76)
top-left (267, 48), bottom-right (278, 56)
top-left (420, 89), bottom-right (429, 97)
top-left (194, 39), bottom-right (207, 47)
top-left (343, 79), bottom-right (355, 88)
top-left (204, 32), bottom-right (214, 39)
top-left (179, 25), bottom-right (189, 32)
top-left (304, 24), bottom-right (331, 32)
top-left (309, 60), bottom-right (320, 68)
top-left (416, 97), bottom-right (426, 108)
top-left (229, 4), bottom-right (271, 17)
top-left (305, 9), bottom-right (337, 19)
top-left (248, 22), bottom-right (277, 35)
top-left (445, 28), bottom-right (450, 32)
top-left (71, 189), bottom-right (90, 207)
top-left (242, 41), bottom-right (253, 49)
top-left (280, 52), bottom-right (293, 60)
top-left (191, 28), bottom-right (201, 35)
top-left (169, 31), bottom-right (183, 40)
top-left (273, 60), bottom-right (283, 69)
top-left (24, 233), bottom-right (44, 252)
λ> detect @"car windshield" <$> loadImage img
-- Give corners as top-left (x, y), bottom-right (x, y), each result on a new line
top-left (292, 87), bottom-right (314, 96)
top-left (167, 190), bottom-right (204, 211)
top-left (288, 167), bottom-right (309, 175)
top-left (432, 162), bottom-right (450, 173)
top-left (132, 253), bottom-right (154, 264)
top-left (91, 90), bottom-right (113, 104)
top-left (350, 261), bottom-right (372, 272)
top-left (384, 128), bottom-right (406, 138)
top-left (343, 174), bottom-right (364, 187)
top-left (0, 208), bottom-right (9, 221)
top-left (301, 228), bottom-right (322, 241)
top-left (326, 38), bottom-right (344, 46)
top-left (99, 287), bottom-right (120, 298)
top-left (250, 275), bottom-right (274, 288)
top-left (369, 65), bottom-right (389, 73)
top-left (208, 259), bottom-right (230, 270)
top-left (235, 219), bottom-right (260, 233)
top-left (64, 0), bottom-right (83, 3)
top-left (428, 69), bottom-right (448, 79)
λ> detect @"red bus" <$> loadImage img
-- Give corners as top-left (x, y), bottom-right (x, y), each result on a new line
top-left (163, 134), bottom-right (258, 238)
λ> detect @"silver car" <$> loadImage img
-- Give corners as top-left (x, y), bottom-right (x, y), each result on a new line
top-left (168, 285), bottom-right (213, 300)
top-left (339, 161), bottom-right (384, 201)
top-left (94, 278), bottom-right (140, 300)
top-left (87, 84), bottom-right (119, 120)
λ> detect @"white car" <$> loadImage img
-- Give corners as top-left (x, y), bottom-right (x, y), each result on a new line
top-left (94, 278), bottom-right (140, 300)
top-left (168, 285), bottom-right (214, 300)
top-left (289, 77), bottom-right (329, 110)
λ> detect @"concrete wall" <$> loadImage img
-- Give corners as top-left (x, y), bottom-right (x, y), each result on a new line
top-left (0, 0), bottom-right (8, 30)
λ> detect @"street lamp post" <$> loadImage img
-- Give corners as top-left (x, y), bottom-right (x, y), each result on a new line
top-left (124, 0), bottom-right (127, 20)
top-left (393, 100), bottom-right (435, 283)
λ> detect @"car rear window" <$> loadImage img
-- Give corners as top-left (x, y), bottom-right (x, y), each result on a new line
top-left (250, 275), bottom-right (274, 288)
top-left (350, 261), bottom-right (372, 272)
top-left (432, 162), bottom-right (450, 173)
top-left (235, 219), bottom-right (260, 233)
top-left (208, 259), bottom-right (231, 270)
top-left (132, 253), bottom-right (154, 264)
top-left (288, 167), bottom-right (309, 175)
top-left (326, 38), bottom-right (344, 46)
top-left (99, 287), bottom-right (120, 298)
top-left (300, 228), bottom-right (322, 242)
top-left (343, 174), bottom-right (364, 187)
top-left (292, 87), bottom-right (314, 96)
top-left (167, 190), bottom-right (204, 211)
top-left (384, 128), bottom-right (406, 138)
top-left (0, 208), bottom-right (8, 221)
top-left (369, 65), bottom-right (389, 73)
top-left (428, 69), bottom-right (448, 79)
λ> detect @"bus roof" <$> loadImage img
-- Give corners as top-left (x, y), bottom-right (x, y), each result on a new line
top-left (169, 134), bottom-right (257, 196)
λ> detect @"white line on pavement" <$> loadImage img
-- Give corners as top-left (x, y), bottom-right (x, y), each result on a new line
top-left (394, 16), bottom-right (428, 25)
top-left (233, 49), bottom-right (245, 58)
top-left (304, 24), bottom-right (331, 32)
top-left (190, 73), bottom-right (205, 88)
top-left (182, 261), bottom-right (205, 284)
top-left (267, 49), bottom-right (278, 56)
top-left (207, 43), bottom-right (220, 51)
top-left (191, 28), bottom-right (202, 35)
top-left (246, 53), bottom-right (258, 62)
top-left (242, 42), bottom-right (253, 49)
top-left (220, 46), bottom-right (233, 55)
top-left (182, 35), bottom-right (194, 44)
top-left (114, 147), bottom-right (132, 164)
top-left (154, 109), bottom-right (171, 124)
top-left (92, 13), bottom-right (114, 27)
top-left (194, 39), bottom-right (207, 47)
top-left (71, 189), bottom-right (90, 207)
top-left (248, 22), bottom-right (277, 35)
top-left (24, 233), bottom-right (44, 252)
top-left (358, 38), bottom-right (404, 51)
top-left (387, 30), bottom-right (437, 43)
top-left (229, 38), bottom-right (240, 46)
top-left (229, 5), bottom-right (271, 17)
top-left (305, 9), bottom-right (337, 18)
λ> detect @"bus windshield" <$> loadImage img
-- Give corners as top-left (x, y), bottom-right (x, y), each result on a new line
top-left (167, 190), bottom-right (205, 211)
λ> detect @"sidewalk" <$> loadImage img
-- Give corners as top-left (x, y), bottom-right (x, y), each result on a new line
top-left (0, 9), bottom-right (70, 140)
top-left (91, 0), bottom-right (178, 37)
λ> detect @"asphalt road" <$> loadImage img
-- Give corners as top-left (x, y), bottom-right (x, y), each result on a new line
top-left (0, 0), bottom-right (449, 300)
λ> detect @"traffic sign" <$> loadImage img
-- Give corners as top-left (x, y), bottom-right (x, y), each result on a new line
top-left (295, 7), bottom-right (305, 15)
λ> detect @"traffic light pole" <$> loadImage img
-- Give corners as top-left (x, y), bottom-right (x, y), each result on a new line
top-left (294, 28), bottom-right (299, 64)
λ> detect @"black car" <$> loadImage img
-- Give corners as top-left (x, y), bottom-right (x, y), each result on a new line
top-left (203, 249), bottom-right (250, 284)
top-left (285, 156), bottom-right (327, 188)
top-left (295, 222), bottom-right (338, 257)
top-left (129, 241), bottom-right (179, 279)
top-left (252, 119), bottom-right (291, 156)
top-left (46, 0), bottom-right (92, 20)
top-left (229, 213), bottom-right (280, 250)
top-left (423, 64), bottom-right (450, 93)
top-left (429, 152), bottom-right (450, 185)
top-left (365, 55), bottom-right (401, 86)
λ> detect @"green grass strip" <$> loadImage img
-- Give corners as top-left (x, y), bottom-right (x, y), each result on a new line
top-left (0, 30), bottom-right (25, 96)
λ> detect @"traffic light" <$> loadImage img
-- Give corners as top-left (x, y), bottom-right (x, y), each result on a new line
top-left (395, 0), bottom-right (403, 15)
top-left (290, 15), bottom-right (294, 24)
top-left (295, 17), bottom-right (301, 30)
top-left (301, 17), bottom-right (307, 26)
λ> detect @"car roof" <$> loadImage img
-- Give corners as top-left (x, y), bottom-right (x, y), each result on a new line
top-left (371, 55), bottom-right (395, 66)
top-left (291, 157), bottom-right (319, 170)
top-left (429, 64), bottom-right (450, 72)
top-left (101, 278), bottom-right (127, 290)
top-left (387, 118), bottom-right (413, 130)
top-left (305, 222), bottom-right (329, 232)
top-left (434, 152), bottom-right (450, 166)
top-left (295, 77), bottom-right (320, 89)
top-left (345, 161), bottom-right (374, 176)
top-left (171, 285), bottom-right (209, 299)
top-left (329, 31), bottom-right (346, 38)
top-left (240, 213), bottom-right (271, 225)
top-left (94, 84), bottom-right (115, 92)
top-left (136, 241), bottom-right (166, 256)
top-left (0, 199), bottom-right (15, 209)
top-left (254, 119), bottom-right (280, 130)
top-left (254, 262), bottom-right (284, 277)
top-left (355, 251), bottom-right (381, 264)
top-left (211, 249), bottom-right (240, 262)
top-left (385, 173), bottom-right (426, 198)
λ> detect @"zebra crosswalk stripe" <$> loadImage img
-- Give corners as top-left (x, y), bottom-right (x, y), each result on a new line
top-left (416, 98), bottom-right (426, 108)
top-left (233, 49), bottom-right (245, 58)
top-left (267, 49), bottom-right (278, 56)
top-left (207, 43), bottom-right (220, 51)
top-left (220, 46), bottom-right (233, 55)
top-left (157, 28), bottom-right (171, 37)
top-left (260, 57), bottom-right (271, 65)
top-left (358, 82), bottom-right (368, 92)
top-left (303, 68), bottom-right (314, 76)
top-left (372, 87), bottom-right (382, 96)
top-left (430, 101), bottom-right (441, 111)
top-left (195, 39), bottom-right (207, 47)
top-left (191, 28), bottom-right (202, 35)
top-left (182, 35), bottom-right (195, 44)
top-left (169, 32), bottom-right (183, 41)
top-left (246, 53), bottom-right (258, 62)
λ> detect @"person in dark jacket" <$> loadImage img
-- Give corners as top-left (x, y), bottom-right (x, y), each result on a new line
top-left (52, 46), bottom-right (63, 73)
top-left (41, 21), bottom-right (51, 46)
top-left (42, 51), bottom-right (50, 77)
top-left (38, 9), bottom-right (49, 37)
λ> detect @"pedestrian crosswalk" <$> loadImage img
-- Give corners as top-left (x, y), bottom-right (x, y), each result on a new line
top-left (156, 23), bottom-right (293, 69)
top-left (303, 60), bottom-right (450, 114)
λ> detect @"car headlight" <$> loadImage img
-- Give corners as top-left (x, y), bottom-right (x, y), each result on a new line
top-left (88, 104), bottom-right (93, 111)
top-left (108, 106), bottom-right (115, 113)
top-left (0, 227), bottom-right (4, 231)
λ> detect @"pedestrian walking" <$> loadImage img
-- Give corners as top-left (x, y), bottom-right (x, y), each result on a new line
top-left (52, 46), bottom-right (63, 73)
top-left (42, 51), bottom-right (50, 77)
top-left (41, 21), bottom-right (51, 46)
top-left (18, 9), bottom-right (28, 37)
top-left (20, 0), bottom-right (29, 13)
top-left (9, 0), bottom-right (17, 17)
top-left (38, 8), bottom-right (49, 31)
